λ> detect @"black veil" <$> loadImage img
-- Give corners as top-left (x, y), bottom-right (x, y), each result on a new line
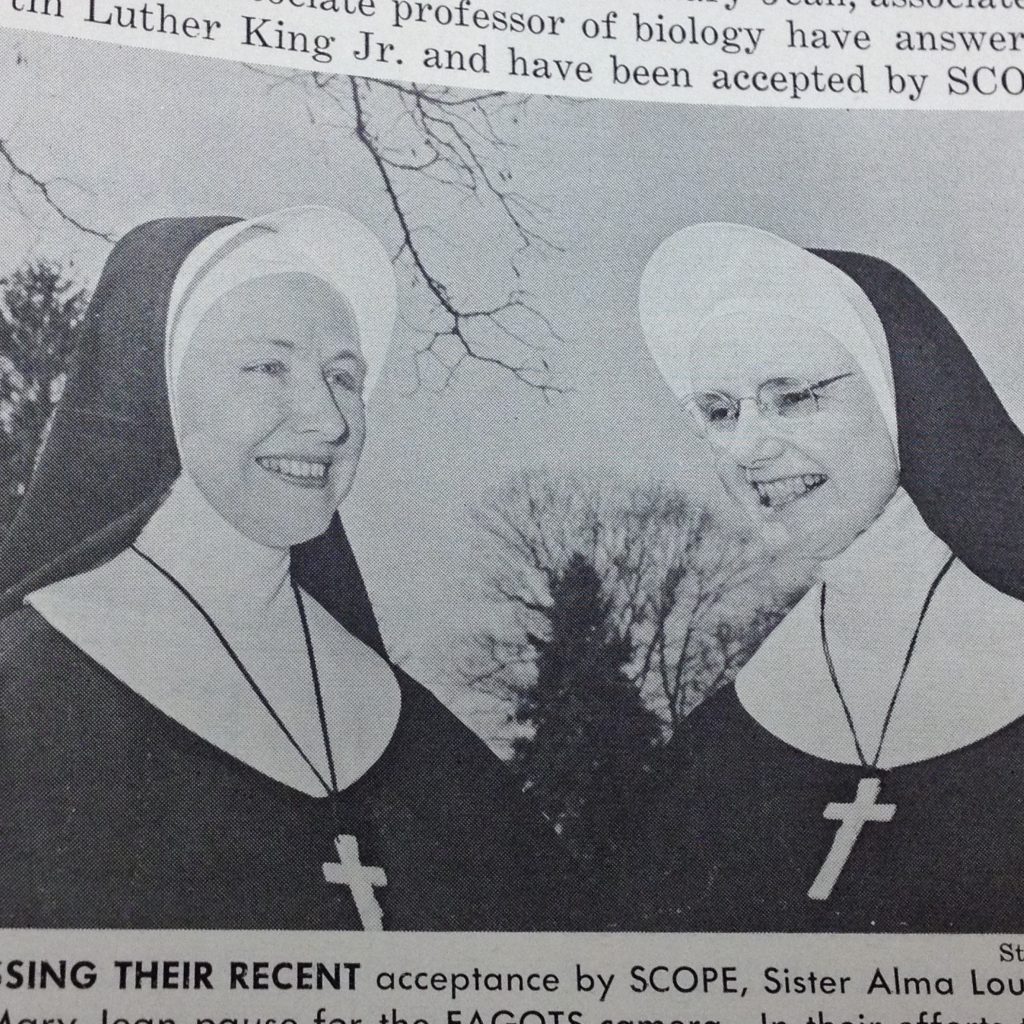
top-left (813, 248), bottom-right (1024, 604)
top-left (0, 216), bottom-right (387, 657)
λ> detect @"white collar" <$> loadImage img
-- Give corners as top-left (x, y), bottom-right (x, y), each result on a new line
top-left (816, 488), bottom-right (949, 597)
top-left (27, 477), bottom-right (401, 796)
top-left (736, 489), bottom-right (1024, 767)
top-left (133, 475), bottom-right (292, 618)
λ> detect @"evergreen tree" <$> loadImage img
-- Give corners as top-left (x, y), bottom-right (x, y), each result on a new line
top-left (0, 261), bottom-right (85, 536)
top-left (512, 552), bottom-right (663, 870)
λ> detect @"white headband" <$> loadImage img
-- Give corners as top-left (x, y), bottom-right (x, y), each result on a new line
top-left (166, 205), bottom-right (397, 437)
top-left (639, 222), bottom-right (899, 452)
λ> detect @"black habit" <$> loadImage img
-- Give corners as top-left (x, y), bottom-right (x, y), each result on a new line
top-left (630, 685), bottom-right (1024, 932)
top-left (0, 605), bottom-right (573, 929)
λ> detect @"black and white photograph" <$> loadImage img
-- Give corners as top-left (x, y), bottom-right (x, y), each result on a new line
top-left (1, 26), bottom-right (1023, 932)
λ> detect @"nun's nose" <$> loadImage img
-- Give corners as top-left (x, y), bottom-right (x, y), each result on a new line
top-left (727, 398), bottom-right (785, 463)
top-left (292, 375), bottom-right (351, 444)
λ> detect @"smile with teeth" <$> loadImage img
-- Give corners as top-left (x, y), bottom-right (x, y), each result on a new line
top-left (750, 473), bottom-right (827, 508)
top-left (256, 456), bottom-right (331, 487)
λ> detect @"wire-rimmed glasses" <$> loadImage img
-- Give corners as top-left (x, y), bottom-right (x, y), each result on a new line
top-left (683, 372), bottom-right (854, 440)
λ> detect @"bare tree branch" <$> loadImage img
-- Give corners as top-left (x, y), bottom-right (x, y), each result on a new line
top-left (244, 69), bottom-right (567, 397)
top-left (0, 140), bottom-right (115, 243)
top-left (2, 63), bottom-right (568, 402)
top-left (347, 77), bottom-right (565, 397)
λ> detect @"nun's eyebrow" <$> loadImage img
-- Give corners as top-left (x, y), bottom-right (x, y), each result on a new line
top-left (240, 337), bottom-right (362, 366)
top-left (233, 336), bottom-right (296, 349)
top-left (324, 349), bottom-right (366, 369)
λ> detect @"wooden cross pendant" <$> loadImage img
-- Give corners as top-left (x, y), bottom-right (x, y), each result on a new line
top-left (323, 834), bottom-right (388, 931)
top-left (808, 777), bottom-right (895, 901)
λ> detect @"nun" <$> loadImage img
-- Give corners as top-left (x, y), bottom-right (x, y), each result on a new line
top-left (632, 222), bottom-right (1024, 931)
top-left (0, 207), bottom-right (573, 929)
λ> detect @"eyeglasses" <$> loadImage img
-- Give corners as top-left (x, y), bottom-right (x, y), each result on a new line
top-left (683, 372), bottom-right (854, 438)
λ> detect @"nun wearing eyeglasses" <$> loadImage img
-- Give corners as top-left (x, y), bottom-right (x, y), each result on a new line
top-left (0, 207), bottom-right (574, 929)
top-left (631, 221), bottom-right (1024, 931)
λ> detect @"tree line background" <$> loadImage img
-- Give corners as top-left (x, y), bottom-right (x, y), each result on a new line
top-left (0, 68), bottom-right (799, 876)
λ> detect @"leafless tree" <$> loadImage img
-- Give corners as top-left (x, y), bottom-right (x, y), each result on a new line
top-left (466, 470), bottom-right (793, 737)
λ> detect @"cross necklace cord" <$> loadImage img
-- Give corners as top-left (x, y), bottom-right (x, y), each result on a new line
top-left (807, 552), bottom-right (956, 902)
top-left (129, 544), bottom-right (388, 930)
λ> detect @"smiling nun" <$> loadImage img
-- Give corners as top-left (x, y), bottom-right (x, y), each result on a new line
top-left (0, 207), bottom-right (573, 929)
top-left (632, 222), bottom-right (1024, 930)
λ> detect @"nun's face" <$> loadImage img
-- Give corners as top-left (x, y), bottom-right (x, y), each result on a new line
top-left (175, 272), bottom-right (366, 548)
top-left (689, 313), bottom-right (899, 560)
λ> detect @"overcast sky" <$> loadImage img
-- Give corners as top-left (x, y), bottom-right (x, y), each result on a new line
top-left (3, 29), bottom-right (1023, 735)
